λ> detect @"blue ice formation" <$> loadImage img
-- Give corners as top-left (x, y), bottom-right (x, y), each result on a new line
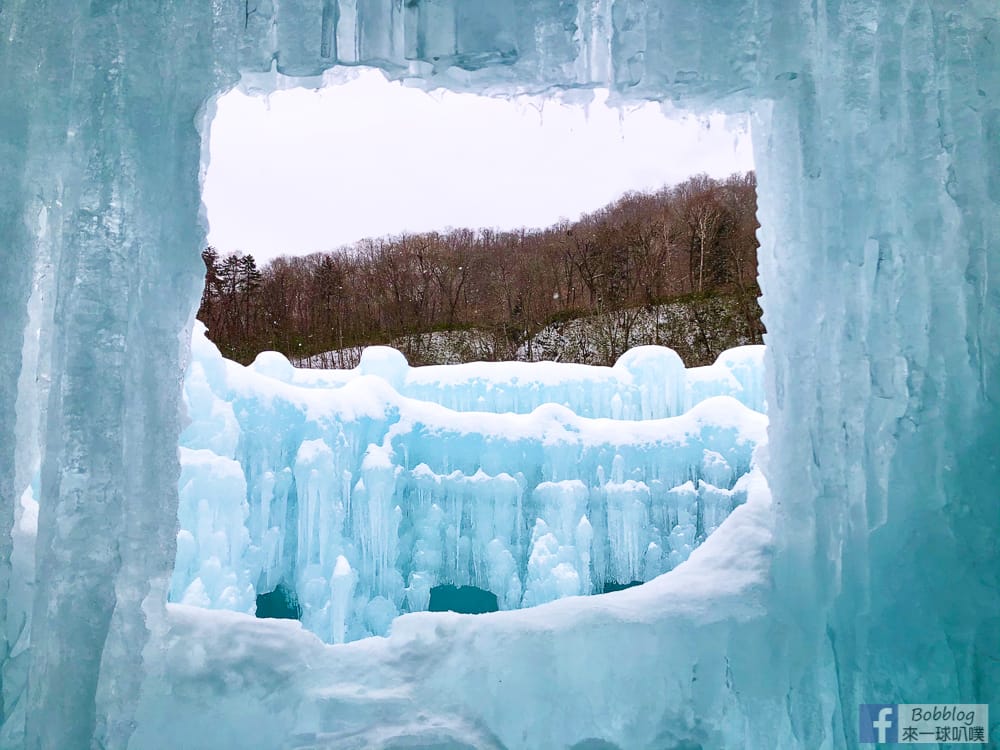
top-left (174, 325), bottom-right (766, 642)
top-left (1, 2), bottom-right (997, 749)
top-left (283, 342), bottom-right (767, 418)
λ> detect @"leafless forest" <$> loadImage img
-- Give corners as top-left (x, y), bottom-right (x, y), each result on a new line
top-left (198, 172), bottom-right (763, 367)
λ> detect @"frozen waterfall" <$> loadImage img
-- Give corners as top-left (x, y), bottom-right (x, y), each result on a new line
top-left (173, 326), bottom-right (767, 642)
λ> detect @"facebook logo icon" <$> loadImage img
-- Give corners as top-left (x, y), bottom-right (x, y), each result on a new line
top-left (860, 704), bottom-right (898, 743)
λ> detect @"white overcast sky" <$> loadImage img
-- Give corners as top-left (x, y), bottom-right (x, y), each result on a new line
top-left (203, 68), bottom-right (753, 264)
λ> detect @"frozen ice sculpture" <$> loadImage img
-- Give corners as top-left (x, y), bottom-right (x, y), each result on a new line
top-left (1, 1), bottom-right (996, 748)
top-left (173, 325), bottom-right (767, 643)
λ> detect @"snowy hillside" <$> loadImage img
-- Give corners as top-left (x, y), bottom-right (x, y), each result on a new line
top-left (297, 293), bottom-right (761, 369)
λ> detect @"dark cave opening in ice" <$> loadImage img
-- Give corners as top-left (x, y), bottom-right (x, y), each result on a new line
top-left (428, 585), bottom-right (500, 615)
top-left (254, 582), bottom-right (302, 621)
top-left (600, 580), bottom-right (643, 594)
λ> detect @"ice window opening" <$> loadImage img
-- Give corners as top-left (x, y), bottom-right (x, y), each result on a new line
top-left (5, 4), bottom-right (995, 748)
top-left (173, 68), bottom-right (766, 644)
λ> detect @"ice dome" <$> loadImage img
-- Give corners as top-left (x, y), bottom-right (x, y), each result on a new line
top-left (248, 350), bottom-right (296, 382)
top-left (357, 345), bottom-right (410, 389)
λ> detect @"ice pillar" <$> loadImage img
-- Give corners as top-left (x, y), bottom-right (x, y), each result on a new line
top-left (755, 3), bottom-right (1000, 743)
top-left (1, 4), bottom-right (230, 748)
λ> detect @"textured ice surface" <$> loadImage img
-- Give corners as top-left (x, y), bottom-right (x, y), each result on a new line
top-left (135, 465), bottom-right (777, 750)
top-left (1, 1), bottom-right (997, 748)
top-left (173, 326), bottom-right (766, 642)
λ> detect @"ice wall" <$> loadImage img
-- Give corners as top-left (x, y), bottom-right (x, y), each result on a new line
top-left (755, 7), bottom-right (1000, 744)
top-left (174, 327), bottom-right (766, 642)
top-left (1, 2), bottom-right (997, 749)
top-left (0, 5), bottom-right (223, 749)
top-left (135, 464), bottom-right (779, 750)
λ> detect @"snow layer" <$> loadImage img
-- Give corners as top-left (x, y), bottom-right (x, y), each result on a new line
top-left (177, 324), bottom-right (767, 643)
top-left (280, 339), bottom-right (765, 416)
top-left (1, 1), bottom-right (997, 748)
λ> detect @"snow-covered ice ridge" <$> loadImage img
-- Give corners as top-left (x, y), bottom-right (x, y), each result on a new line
top-left (275, 339), bottom-right (766, 418)
top-left (176, 324), bottom-right (767, 643)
